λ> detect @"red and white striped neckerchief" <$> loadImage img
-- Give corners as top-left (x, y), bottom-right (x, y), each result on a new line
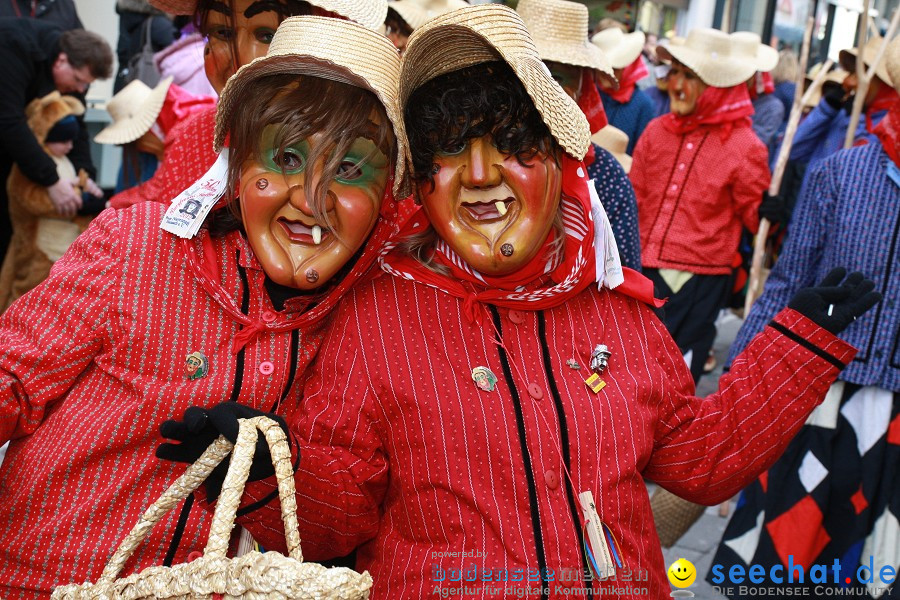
top-left (381, 155), bottom-right (660, 323)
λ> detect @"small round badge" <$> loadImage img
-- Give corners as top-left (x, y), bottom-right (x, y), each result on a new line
top-left (186, 351), bottom-right (209, 380)
top-left (471, 366), bottom-right (498, 392)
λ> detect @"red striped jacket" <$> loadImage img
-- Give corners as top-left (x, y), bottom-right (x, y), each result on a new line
top-left (630, 118), bottom-right (771, 275)
top-left (0, 199), bottom-right (384, 598)
top-left (237, 273), bottom-right (855, 599)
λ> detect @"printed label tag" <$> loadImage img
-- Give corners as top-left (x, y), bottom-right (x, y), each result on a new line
top-left (588, 178), bottom-right (624, 289)
top-left (161, 150), bottom-right (230, 238)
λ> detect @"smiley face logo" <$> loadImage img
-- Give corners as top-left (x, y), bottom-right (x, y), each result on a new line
top-left (667, 558), bottom-right (696, 588)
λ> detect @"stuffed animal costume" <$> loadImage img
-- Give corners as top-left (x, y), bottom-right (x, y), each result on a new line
top-left (0, 92), bottom-right (92, 312)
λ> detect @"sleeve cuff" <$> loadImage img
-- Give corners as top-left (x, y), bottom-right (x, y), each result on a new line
top-left (767, 308), bottom-right (857, 369)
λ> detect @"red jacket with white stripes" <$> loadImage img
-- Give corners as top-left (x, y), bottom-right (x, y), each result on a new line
top-left (236, 273), bottom-right (855, 600)
top-left (629, 118), bottom-right (771, 275)
top-left (0, 199), bottom-right (394, 598)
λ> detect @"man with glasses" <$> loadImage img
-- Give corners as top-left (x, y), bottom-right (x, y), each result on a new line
top-left (0, 18), bottom-right (113, 263)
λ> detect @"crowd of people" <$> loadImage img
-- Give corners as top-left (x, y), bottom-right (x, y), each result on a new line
top-left (0, 0), bottom-right (895, 599)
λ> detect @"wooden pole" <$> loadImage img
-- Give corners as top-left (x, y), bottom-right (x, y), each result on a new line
top-left (844, 0), bottom-right (872, 149)
top-left (721, 0), bottom-right (733, 33)
top-left (744, 7), bottom-right (816, 316)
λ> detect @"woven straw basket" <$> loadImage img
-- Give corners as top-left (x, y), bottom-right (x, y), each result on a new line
top-left (52, 416), bottom-right (372, 600)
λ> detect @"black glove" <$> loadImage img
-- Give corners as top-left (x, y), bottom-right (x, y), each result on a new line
top-left (787, 267), bottom-right (882, 334)
top-left (822, 84), bottom-right (846, 111)
top-left (78, 193), bottom-right (107, 216)
top-left (758, 192), bottom-right (788, 225)
top-left (157, 402), bottom-right (293, 501)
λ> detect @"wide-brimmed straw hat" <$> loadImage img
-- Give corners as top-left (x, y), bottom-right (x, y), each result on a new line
top-left (840, 35), bottom-right (893, 87)
top-left (94, 77), bottom-right (173, 145)
top-left (516, 0), bottom-right (614, 79)
top-left (591, 124), bottom-right (631, 173)
top-left (886, 37), bottom-right (900, 95)
top-left (590, 27), bottom-right (644, 70)
top-left (400, 4), bottom-right (591, 161)
top-left (656, 28), bottom-right (757, 87)
top-left (214, 16), bottom-right (407, 195)
top-left (730, 31), bottom-right (778, 73)
top-left (802, 65), bottom-right (849, 109)
top-left (389, 0), bottom-right (468, 31)
top-left (149, 0), bottom-right (387, 31)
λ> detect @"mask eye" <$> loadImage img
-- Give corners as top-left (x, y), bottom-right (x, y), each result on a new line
top-left (273, 149), bottom-right (304, 172)
top-left (206, 25), bottom-right (234, 41)
top-left (255, 28), bottom-right (275, 44)
top-left (439, 141), bottom-right (467, 156)
top-left (336, 159), bottom-right (363, 181)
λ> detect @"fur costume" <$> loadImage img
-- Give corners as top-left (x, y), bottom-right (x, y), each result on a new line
top-left (0, 92), bottom-right (92, 312)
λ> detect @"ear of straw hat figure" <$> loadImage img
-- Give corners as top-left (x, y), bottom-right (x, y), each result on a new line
top-left (0, 15), bottom-right (405, 598)
top-left (211, 6), bottom-right (882, 600)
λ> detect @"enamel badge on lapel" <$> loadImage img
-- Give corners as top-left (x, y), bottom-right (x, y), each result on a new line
top-left (472, 366), bottom-right (498, 392)
top-left (186, 351), bottom-right (209, 380)
top-left (584, 344), bottom-right (611, 393)
top-left (566, 359), bottom-right (581, 370)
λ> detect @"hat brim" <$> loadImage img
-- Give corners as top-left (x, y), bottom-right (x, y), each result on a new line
top-left (839, 46), bottom-right (892, 87)
top-left (755, 43), bottom-right (778, 72)
top-left (94, 77), bottom-right (173, 145)
top-left (534, 38), bottom-right (615, 80)
top-left (590, 30), bottom-right (644, 69)
top-left (657, 43), bottom-right (756, 88)
top-left (401, 5), bottom-right (590, 162)
top-left (215, 18), bottom-right (407, 195)
top-left (389, 2), bottom-right (428, 30)
top-left (148, 0), bottom-right (388, 31)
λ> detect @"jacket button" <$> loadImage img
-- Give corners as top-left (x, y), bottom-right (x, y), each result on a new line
top-left (258, 361), bottom-right (274, 375)
top-left (528, 383), bottom-right (543, 400)
top-left (261, 310), bottom-right (276, 323)
top-left (509, 309), bottom-right (525, 324)
top-left (187, 551), bottom-right (203, 562)
top-left (544, 469), bottom-right (559, 490)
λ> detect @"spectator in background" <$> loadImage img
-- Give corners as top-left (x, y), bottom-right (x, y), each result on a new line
top-left (154, 17), bottom-right (217, 97)
top-left (516, 0), bottom-right (641, 270)
top-left (0, 92), bottom-right (105, 312)
top-left (593, 15), bottom-right (626, 34)
top-left (0, 0), bottom-right (82, 30)
top-left (0, 18), bottom-right (112, 262)
top-left (732, 32), bottom-right (783, 157)
top-left (114, 0), bottom-right (176, 93)
top-left (94, 77), bottom-right (215, 202)
top-left (630, 28), bottom-right (771, 382)
top-left (790, 35), bottom-right (897, 170)
top-left (591, 27), bottom-right (655, 154)
top-left (772, 48), bottom-right (799, 116)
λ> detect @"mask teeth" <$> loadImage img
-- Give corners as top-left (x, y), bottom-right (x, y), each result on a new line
top-left (312, 225), bottom-right (322, 245)
top-left (495, 201), bottom-right (508, 216)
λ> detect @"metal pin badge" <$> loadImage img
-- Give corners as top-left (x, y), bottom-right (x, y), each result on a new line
top-left (590, 344), bottom-right (611, 374)
top-left (185, 351), bottom-right (209, 380)
top-left (472, 366), bottom-right (498, 392)
top-left (566, 359), bottom-right (581, 370)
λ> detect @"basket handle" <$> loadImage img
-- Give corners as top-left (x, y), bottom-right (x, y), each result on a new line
top-left (98, 416), bottom-right (303, 583)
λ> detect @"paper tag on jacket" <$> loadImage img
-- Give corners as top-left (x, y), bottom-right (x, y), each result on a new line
top-left (587, 179), bottom-right (624, 290)
top-left (160, 150), bottom-right (229, 238)
top-left (579, 490), bottom-right (616, 580)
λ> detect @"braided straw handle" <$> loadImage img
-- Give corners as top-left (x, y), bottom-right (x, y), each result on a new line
top-left (98, 416), bottom-right (302, 583)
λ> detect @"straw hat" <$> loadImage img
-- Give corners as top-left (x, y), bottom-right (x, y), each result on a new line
top-left (590, 27), bottom-right (644, 70)
top-left (400, 4), bottom-right (591, 161)
top-left (730, 31), bottom-right (778, 73)
top-left (886, 36), bottom-right (900, 95)
top-left (149, 0), bottom-right (387, 31)
top-left (802, 66), bottom-right (849, 109)
top-left (516, 0), bottom-right (613, 79)
top-left (214, 16), bottom-right (407, 195)
top-left (94, 77), bottom-right (173, 145)
top-left (656, 28), bottom-right (757, 87)
top-left (591, 125), bottom-right (631, 173)
top-left (840, 35), bottom-right (893, 87)
top-left (389, 0), bottom-right (468, 31)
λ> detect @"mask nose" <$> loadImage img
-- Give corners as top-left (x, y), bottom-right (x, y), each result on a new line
top-left (460, 137), bottom-right (502, 189)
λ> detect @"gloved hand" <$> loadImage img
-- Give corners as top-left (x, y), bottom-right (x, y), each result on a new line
top-left (822, 84), bottom-right (847, 111)
top-left (157, 402), bottom-right (293, 501)
top-left (758, 192), bottom-right (788, 225)
top-left (787, 268), bottom-right (882, 334)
